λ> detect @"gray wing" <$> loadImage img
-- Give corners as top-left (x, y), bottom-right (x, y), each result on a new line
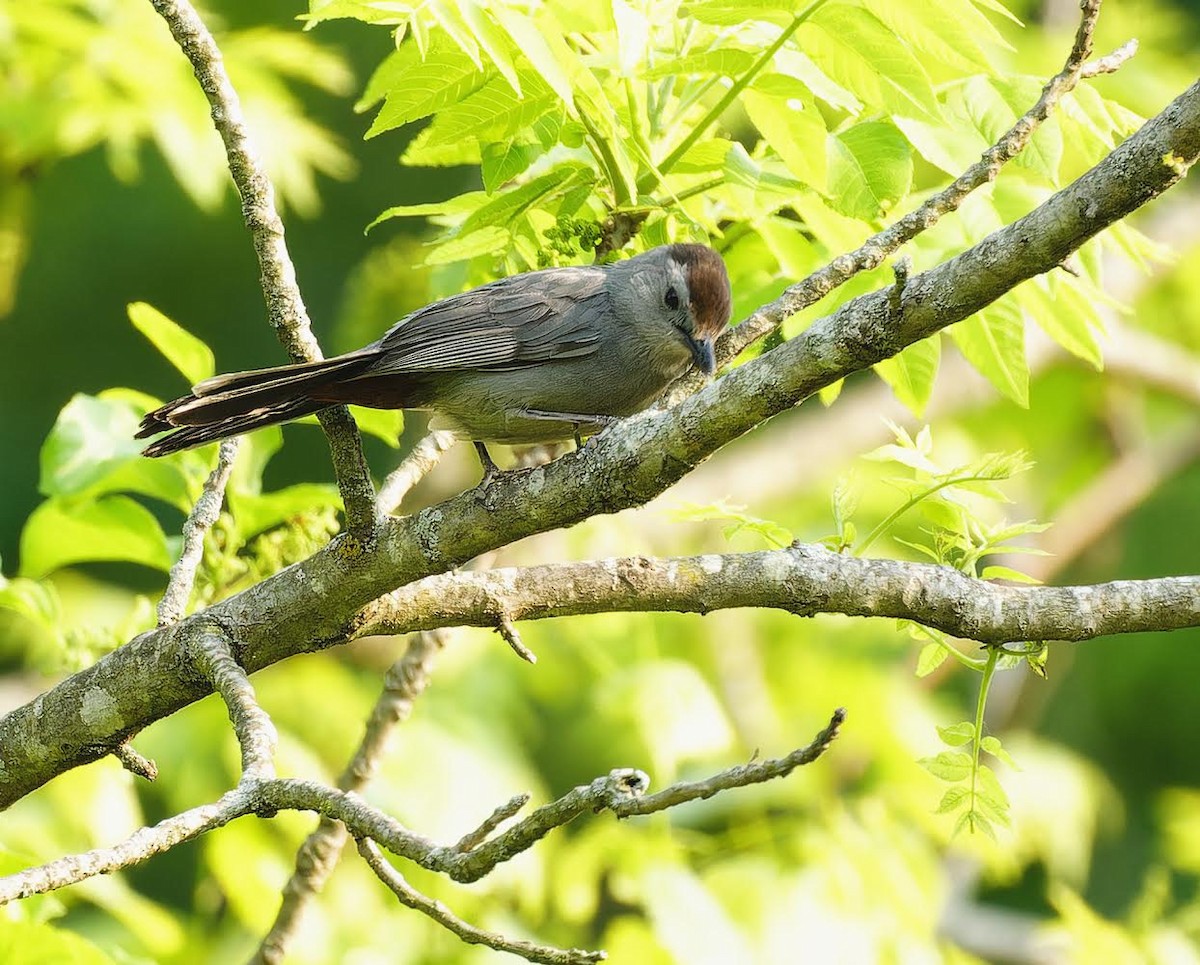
top-left (363, 266), bottom-right (609, 376)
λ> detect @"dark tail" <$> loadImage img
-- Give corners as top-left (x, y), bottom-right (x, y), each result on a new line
top-left (137, 352), bottom-right (377, 457)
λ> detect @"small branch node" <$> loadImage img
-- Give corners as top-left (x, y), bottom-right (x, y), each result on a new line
top-left (114, 742), bottom-right (159, 782)
top-left (1080, 38), bottom-right (1139, 78)
top-left (889, 256), bottom-right (912, 317)
top-left (496, 616), bottom-right (537, 664)
top-left (598, 768), bottom-right (651, 812)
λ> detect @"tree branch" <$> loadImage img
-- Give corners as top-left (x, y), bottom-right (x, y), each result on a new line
top-left (158, 438), bottom-right (238, 626)
top-left (146, 0), bottom-right (377, 538)
top-left (0, 713), bottom-right (842, 901)
top-left (355, 546), bottom-right (1200, 644)
top-left (251, 630), bottom-right (447, 965)
top-left (684, 0), bottom-right (1125, 378)
top-left (357, 838), bottom-right (606, 965)
top-left (2, 76), bottom-right (1197, 809)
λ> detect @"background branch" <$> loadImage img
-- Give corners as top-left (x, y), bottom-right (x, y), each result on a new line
top-left (147, 0), bottom-right (376, 538)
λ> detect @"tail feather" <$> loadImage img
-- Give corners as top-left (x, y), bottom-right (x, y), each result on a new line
top-left (140, 397), bottom-right (325, 457)
top-left (137, 352), bottom-right (379, 456)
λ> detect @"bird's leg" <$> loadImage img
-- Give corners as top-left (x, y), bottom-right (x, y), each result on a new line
top-left (518, 408), bottom-right (621, 449)
top-left (473, 441), bottom-right (502, 488)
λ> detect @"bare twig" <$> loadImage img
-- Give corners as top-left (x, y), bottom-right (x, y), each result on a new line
top-left (0, 723), bottom-right (838, 902)
top-left (1080, 38), bottom-right (1138, 77)
top-left (672, 0), bottom-right (1120, 394)
top-left (497, 616), bottom-right (537, 664)
top-left (158, 438), bottom-right (238, 626)
top-left (357, 838), bottom-right (606, 965)
top-left (147, 0), bottom-right (376, 538)
top-left (376, 430), bottom-right (459, 515)
top-left (454, 793), bottom-right (532, 853)
top-left (252, 630), bottom-right (447, 965)
top-left (615, 708), bottom-right (845, 815)
top-left (189, 628), bottom-right (276, 780)
top-left (114, 743), bottom-right (159, 782)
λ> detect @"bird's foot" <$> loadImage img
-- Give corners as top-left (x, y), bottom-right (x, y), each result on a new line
top-left (473, 441), bottom-right (503, 490)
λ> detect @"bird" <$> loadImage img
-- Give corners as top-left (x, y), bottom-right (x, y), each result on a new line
top-left (137, 243), bottom-right (732, 482)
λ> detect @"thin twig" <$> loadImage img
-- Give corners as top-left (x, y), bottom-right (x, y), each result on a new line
top-left (252, 630), bottom-right (448, 965)
top-left (376, 430), bottom-right (458, 515)
top-left (147, 0), bottom-right (377, 539)
top-left (614, 708), bottom-right (846, 815)
top-left (454, 794), bottom-right (532, 853)
top-left (157, 438), bottom-right (238, 626)
top-left (497, 616), bottom-right (537, 664)
top-left (114, 743), bottom-right (159, 782)
top-left (357, 838), bottom-right (607, 965)
top-left (189, 628), bottom-right (277, 780)
top-left (671, 0), bottom-right (1121, 398)
top-left (0, 718), bottom-right (841, 903)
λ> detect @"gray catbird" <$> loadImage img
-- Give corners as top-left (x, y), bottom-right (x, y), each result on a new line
top-left (137, 243), bottom-right (731, 479)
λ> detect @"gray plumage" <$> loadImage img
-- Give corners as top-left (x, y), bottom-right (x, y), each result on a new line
top-left (137, 244), bottom-right (732, 462)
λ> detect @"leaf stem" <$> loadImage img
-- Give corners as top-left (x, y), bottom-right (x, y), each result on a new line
top-left (855, 472), bottom-right (1006, 556)
top-left (640, 0), bottom-right (831, 192)
top-left (968, 647), bottom-right (1000, 830)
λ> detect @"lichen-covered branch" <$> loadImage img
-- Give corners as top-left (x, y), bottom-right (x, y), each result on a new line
top-left (146, 0), bottom-right (376, 537)
top-left (357, 838), bottom-right (606, 965)
top-left (0, 717), bottom-right (840, 902)
top-left (357, 546), bottom-right (1200, 644)
top-left (157, 438), bottom-right (238, 626)
top-left (252, 630), bottom-right (447, 965)
top-left (1, 76), bottom-right (1197, 809)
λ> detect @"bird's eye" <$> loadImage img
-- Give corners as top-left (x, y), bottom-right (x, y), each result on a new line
top-left (664, 286), bottom-right (680, 311)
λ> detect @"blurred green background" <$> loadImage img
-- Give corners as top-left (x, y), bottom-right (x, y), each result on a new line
top-left (3, 0), bottom-right (1200, 962)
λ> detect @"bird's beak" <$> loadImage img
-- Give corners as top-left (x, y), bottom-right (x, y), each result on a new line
top-left (689, 336), bottom-right (716, 376)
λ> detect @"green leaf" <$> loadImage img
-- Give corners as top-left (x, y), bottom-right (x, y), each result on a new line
top-left (228, 483), bottom-right (343, 539)
top-left (424, 72), bottom-right (557, 147)
top-left (827, 122), bottom-right (912, 221)
top-left (960, 76), bottom-right (1062, 183)
top-left (365, 191), bottom-right (489, 232)
top-left (722, 142), bottom-right (806, 197)
top-left (680, 0), bottom-right (797, 26)
top-left (949, 296), bottom-right (1028, 405)
top-left (937, 721), bottom-right (977, 747)
top-left (894, 110), bottom-right (990, 176)
top-left (19, 495), bottom-right (174, 578)
top-left (919, 750), bottom-right (973, 782)
top-left (644, 48), bottom-right (756, 79)
top-left (348, 406), bottom-right (403, 447)
top-left (364, 46), bottom-right (489, 138)
top-left (39, 393), bottom-right (192, 510)
top-left (980, 735), bottom-right (1018, 768)
top-left (0, 920), bottom-right (116, 964)
top-left (936, 786), bottom-right (969, 814)
top-left (981, 564), bottom-right (1041, 584)
top-left (128, 302), bottom-right (214, 385)
top-left (874, 335), bottom-right (940, 416)
top-left (808, 5), bottom-right (940, 118)
top-left (743, 83), bottom-right (827, 189)
top-left (916, 641), bottom-right (948, 677)
top-left (424, 226), bottom-right (511, 265)
top-left (1036, 277), bottom-right (1104, 369)
top-left (861, 0), bottom-right (998, 72)
top-left (481, 139), bottom-right (539, 193)
top-left (0, 576), bottom-right (60, 630)
top-left (461, 165), bottom-right (589, 235)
